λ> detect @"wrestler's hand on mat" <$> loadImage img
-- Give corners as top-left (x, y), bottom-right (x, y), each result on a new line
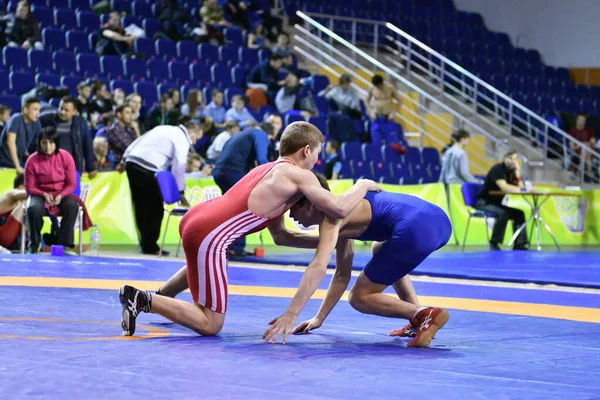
top-left (263, 312), bottom-right (297, 344)
top-left (291, 317), bottom-right (323, 335)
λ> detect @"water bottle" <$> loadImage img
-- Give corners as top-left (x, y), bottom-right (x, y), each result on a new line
top-left (90, 224), bottom-right (101, 257)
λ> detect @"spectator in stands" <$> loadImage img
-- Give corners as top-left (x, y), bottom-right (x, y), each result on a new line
top-left (439, 130), bottom-right (480, 184)
top-left (107, 105), bottom-right (137, 165)
top-left (246, 53), bottom-right (285, 94)
top-left (206, 120), bottom-right (240, 162)
top-left (568, 113), bottom-right (596, 177)
top-left (366, 75), bottom-right (403, 145)
top-left (94, 112), bottom-right (116, 139)
top-left (39, 96), bottom-right (97, 179)
top-left (181, 89), bottom-right (207, 120)
top-left (212, 122), bottom-right (275, 257)
top-left (24, 128), bottom-right (82, 254)
top-left (324, 140), bottom-right (342, 180)
top-left (247, 22), bottom-right (267, 49)
top-left (156, 0), bottom-right (192, 24)
top-left (0, 173), bottom-right (26, 251)
top-left (265, 113), bottom-right (282, 161)
top-left (320, 74), bottom-right (362, 120)
top-left (200, 0), bottom-right (231, 28)
top-left (167, 88), bottom-right (181, 110)
top-left (75, 82), bottom-right (92, 123)
top-left (126, 93), bottom-right (145, 136)
top-left (145, 94), bottom-right (180, 131)
top-left (186, 152), bottom-right (213, 177)
top-left (95, 11), bottom-right (136, 57)
top-left (225, 0), bottom-right (251, 30)
top-left (225, 95), bottom-right (257, 128)
top-left (0, 97), bottom-right (41, 173)
top-left (475, 150), bottom-right (528, 251)
top-left (112, 89), bottom-right (126, 109)
top-left (88, 81), bottom-right (113, 129)
top-left (205, 89), bottom-right (227, 129)
top-left (5, 1), bottom-right (42, 51)
top-left (118, 120), bottom-right (204, 256)
top-left (273, 32), bottom-right (291, 57)
top-left (275, 73), bottom-right (304, 115)
top-left (0, 105), bottom-right (11, 131)
top-left (92, 136), bottom-right (112, 171)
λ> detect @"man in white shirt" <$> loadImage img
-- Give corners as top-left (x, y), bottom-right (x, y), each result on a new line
top-left (206, 120), bottom-right (240, 162)
top-left (119, 119), bottom-right (203, 256)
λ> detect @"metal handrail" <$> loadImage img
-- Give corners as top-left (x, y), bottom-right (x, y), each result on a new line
top-left (298, 11), bottom-right (600, 184)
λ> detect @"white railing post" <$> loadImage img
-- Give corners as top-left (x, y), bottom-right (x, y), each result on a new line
top-left (374, 24), bottom-right (379, 61)
top-left (543, 124), bottom-right (549, 180)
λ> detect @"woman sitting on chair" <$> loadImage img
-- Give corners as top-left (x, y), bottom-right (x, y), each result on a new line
top-left (24, 127), bottom-right (82, 254)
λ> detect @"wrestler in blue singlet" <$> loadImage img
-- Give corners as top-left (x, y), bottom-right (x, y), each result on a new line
top-left (353, 191), bottom-right (452, 285)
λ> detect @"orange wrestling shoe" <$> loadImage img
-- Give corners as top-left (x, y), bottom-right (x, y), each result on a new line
top-left (407, 307), bottom-right (449, 348)
top-left (389, 322), bottom-right (417, 337)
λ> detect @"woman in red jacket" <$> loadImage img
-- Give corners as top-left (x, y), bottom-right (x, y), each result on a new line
top-left (24, 127), bottom-right (80, 254)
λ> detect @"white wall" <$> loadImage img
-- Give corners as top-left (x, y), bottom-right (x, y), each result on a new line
top-left (454, 0), bottom-right (600, 68)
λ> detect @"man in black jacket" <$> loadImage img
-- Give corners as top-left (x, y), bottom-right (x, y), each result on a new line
top-left (39, 96), bottom-right (97, 178)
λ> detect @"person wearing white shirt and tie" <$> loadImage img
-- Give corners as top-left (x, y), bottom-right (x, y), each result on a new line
top-left (118, 118), bottom-right (203, 256)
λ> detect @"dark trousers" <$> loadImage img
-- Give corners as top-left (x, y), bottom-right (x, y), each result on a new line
top-left (126, 162), bottom-right (164, 254)
top-left (27, 195), bottom-right (79, 250)
top-left (475, 200), bottom-right (528, 246)
top-left (213, 169), bottom-right (246, 252)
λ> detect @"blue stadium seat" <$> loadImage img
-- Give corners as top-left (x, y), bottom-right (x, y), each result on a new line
top-left (76, 53), bottom-right (100, 76)
top-left (157, 82), bottom-right (177, 97)
top-left (3, 47), bottom-right (28, 69)
top-left (284, 112), bottom-right (304, 129)
top-left (100, 55), bottom-right (124, 78)
top-left (390, 161), bottom-right (410, 184)
top-left (350, 159), bottom-right (373, 179)
top-left (210, 64), bottom-right (232, 88)
top-left (340, 142), bottom-right (362, 161)
top-left (134, 37), bottom-right (154, 57)
top-left (31, 5), bottom-right (52, 26)
top-left (61, 75), bottom-right (84, 96)
top-left (70, 0), bottom-right (90, 9)
top-left (371, 161), bottom-right (392, 181)
top-left (147, 59), bottom-right (169, 81)
top-left (66, 31), bottom-right (91, 53)
top-left (258, 48), bottom-right (271, 63)
top-left (190, 63), bottom-right (211, 85)
top-left (404, 147), bottom-right (421, 165)
top-left (429, 163), bottom-right (441, 182)
top-left (199, 44), bottom-right (219, 64)
top-left (169, 60), bottom-right (191, 84)
top-left (9, 71), bottom-right (35, 94)
top-left (362, 143), bottom-right (383, 163)
top-left (142, 18), bottom-right (162, 40)
top-left (111, 0), bottom-right (129, 13)
top-left (224, 27), bottom-right (244, 46)
top-left (0, 69), bottom-right (10, 92)
top-left (42, 28), bottom-right (67, 52)
top-left (313, 158), bottom-right (325, 175)
top-left (110, 79), bottom-right (134, 94)
top-left (77, 10), bottom-right (100, 32)
top-left (124, 58), bottom-right (145, 78)
top-left (422, 147), bottom-right (440, 167)
top-left (122, 15), bottom-right (141, 29)
top-left (218, 45), bottom-right (238, 65)
top-left (310, 75), bottom-right (330, 93)
top-left (231, 66), bottom-right (246, 86)
top-left (338, 159), bottom-right (352, 179)
top-left (238, 47), bottom-right (259, 67)
top-left (308, 116), bottom-right (327, 136)
top-left (177, 40), bottom-right (198, 62)
top-left (0, 95), bottom-right (21, 113)
top-left (155, 39), bottom-right (177, 60)
top-left (35, 73), bottom-right (60, 87)
top-left (180, 84), bottom-right (199, 101)
top-left (132, 0), bottom-right (153, 18)
top-left (54, 8), bottom-right (77, 29)
top-left (202, 87), bottom-right (215, 104)
top-left (50, 0), bottom-right (68, 7)
top-left (135, 81), bottom-right (158, 107)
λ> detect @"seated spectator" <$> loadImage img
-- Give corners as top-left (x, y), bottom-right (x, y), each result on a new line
top-left (181, 89), bottom-right (207, 120)
top-left (5, 1), bottom-right (42, 50)
top-left (167, 88), bottom-right (181, 110)
top-left (200, 0), bottom-right (231, 28)
top-left (0, 105), bottom-right (12, 131)
top-left (112, 89), bottom-right (126, 109)
top-left (126, 93), bottom-right (145, 136)
top-left (272, 32), bottom-right (291, 57)
top-left (0, 173), bottom-right (27, 251)
top-left (75, 82), bottom-right (92, 123)
top-left (186, 152), bottom-right (213, 177)
top-left (225, 95), bottom-right (257, 128)
top-left (439, 130), bottom-right (480, 185)
top-left (323, 140), bottom-right (342, 180)
top-left (95, 11), bottom-right (136, 57)
top-left (247, 22), bottom-right (267, 49)
top-left (145, 95), bottom-right (180, 131)
top-left (568, 113), bottom-right (596, 178)
top-left (206, 120), bottom-right (240, 161)
top-left (475, 150), bottom-right (529, 251)
top-left (225, 0), bottom-right (250, 30)
top-left (94, 112), bottom-right (116, 139)
top-left (0, 97), bottom-right (41, 173)
top-left (92, 136), bottom-right (112, 171)
top-left (23, 128), bottom-right (87, 254)
top-left (205, 89), bottom-right (227, 129)
top-left (366, 74), bottom-right (403, 145)
top-left (88, 81), bottom-right (113, 129)
top-left (275, 73), bottom-right (302, 115)
top-left (107, 105), bottom-right (137, 165)
top-left (266, 113), bottom-right (283, 140)
top-left (246, 53), bottom-right (285, 94)
top-left (320, 74), bottom-right (362, 120)
top-left (39, 96), bottom-right (97, 178)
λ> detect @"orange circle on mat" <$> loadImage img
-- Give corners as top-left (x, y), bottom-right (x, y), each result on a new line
top-left (0, 317), bottom-right (170, 341)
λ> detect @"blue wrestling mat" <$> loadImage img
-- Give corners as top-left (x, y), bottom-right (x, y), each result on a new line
top-left (243, 251), bottom-right (600, 289)
top-left (0, 254), bottom-right (599, 399)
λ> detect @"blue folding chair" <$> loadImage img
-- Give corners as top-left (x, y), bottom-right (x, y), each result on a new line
top-left (156, 170), bottom-right (189, 257)
top-left (460, 182), bottom-right (495, 251)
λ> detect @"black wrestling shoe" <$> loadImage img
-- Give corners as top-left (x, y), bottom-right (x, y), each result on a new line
top-left (119, 285), bottom-right (152, 336)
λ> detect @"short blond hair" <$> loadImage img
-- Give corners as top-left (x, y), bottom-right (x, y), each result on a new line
top-left (279, 121), bottom-right (324, 156)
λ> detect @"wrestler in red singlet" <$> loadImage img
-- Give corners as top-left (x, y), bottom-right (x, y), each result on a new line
top-left (179, 159), bottom-right (293, 314)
